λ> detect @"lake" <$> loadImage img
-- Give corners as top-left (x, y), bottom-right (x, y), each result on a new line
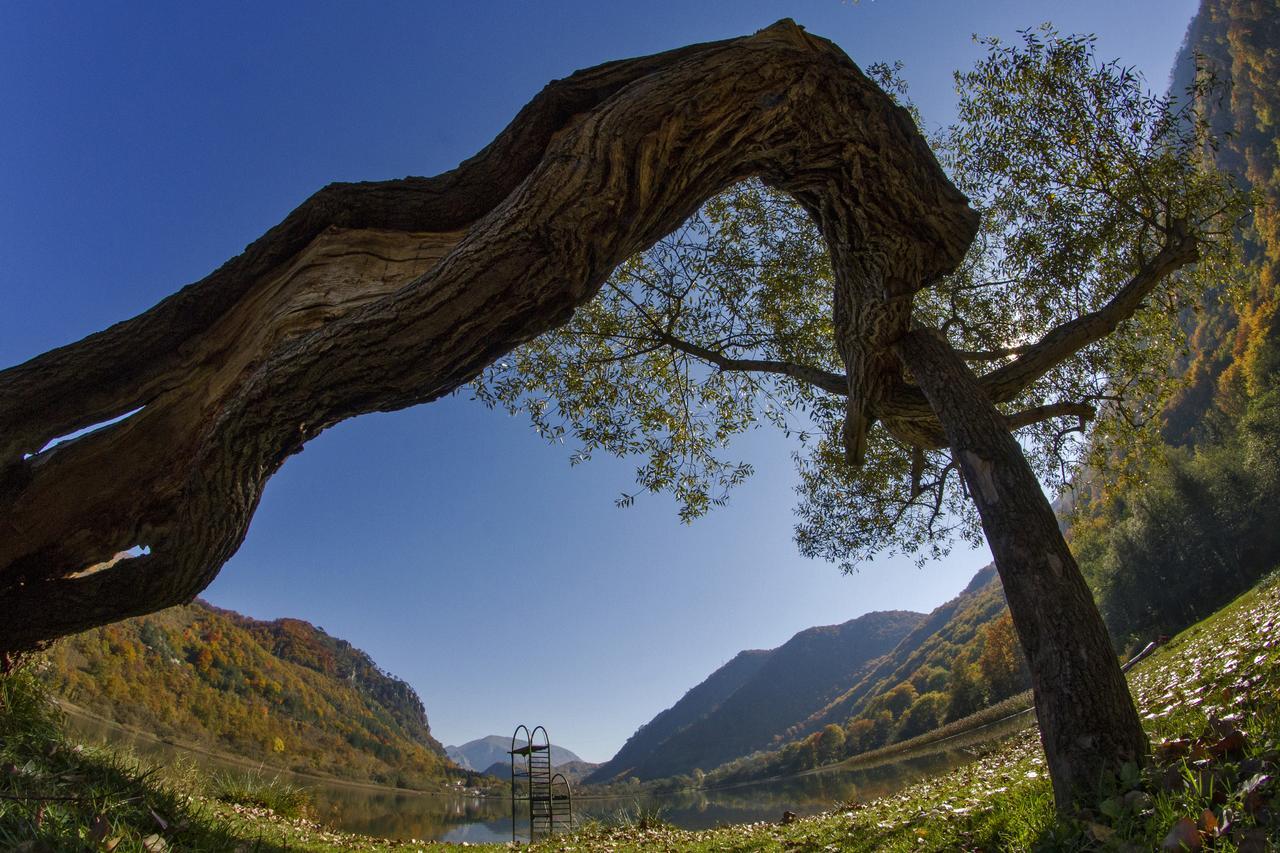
top-left (63, 706), bottom-right (1033, 844)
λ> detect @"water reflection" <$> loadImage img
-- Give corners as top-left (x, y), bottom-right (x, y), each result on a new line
top-left (306, 786), bottom-right (507, 842)
top-left (64, 708), bottom-right (1031, 843)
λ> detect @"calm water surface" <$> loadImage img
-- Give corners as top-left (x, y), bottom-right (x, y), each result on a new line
top-left (65, 709), bottom-right (1032, 844)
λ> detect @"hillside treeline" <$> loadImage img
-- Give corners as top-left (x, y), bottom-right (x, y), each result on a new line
top-left (1073, 0), bottom-right (1280, 648)
top-left (42, 601), bottom-right (465, 789)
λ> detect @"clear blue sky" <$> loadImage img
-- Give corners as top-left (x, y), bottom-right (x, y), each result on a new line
top-left (1, 1), bottom-right (1197, 763)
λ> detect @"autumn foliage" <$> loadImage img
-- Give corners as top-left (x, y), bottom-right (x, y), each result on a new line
top-left (41, 601), bottom-right (458, 789)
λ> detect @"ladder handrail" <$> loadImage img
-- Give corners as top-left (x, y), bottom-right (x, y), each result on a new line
top-left (549, 772), bottom-right (573, 833)
top-left (510, 725), bottom-right (532, 844)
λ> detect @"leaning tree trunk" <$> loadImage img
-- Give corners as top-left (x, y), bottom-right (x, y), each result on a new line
top-left (896, 327), bottom-right (1148, 812)
top-left (0, 20), bottom-right (977, 658)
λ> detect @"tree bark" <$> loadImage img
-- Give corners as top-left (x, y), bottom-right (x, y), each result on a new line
top-left (896, 327), bottom-right (1148, 812)
top-left (0, 20), bottom-right (978, 657)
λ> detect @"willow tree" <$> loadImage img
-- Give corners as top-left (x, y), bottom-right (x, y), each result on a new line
top-left (476, 31), bottom-right (1244, 809)
top-left (0, 25), bottom-right (976, 654)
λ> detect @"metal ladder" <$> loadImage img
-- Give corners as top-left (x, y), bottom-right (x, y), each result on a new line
top-left (510, 724), bottom-right (572, 842)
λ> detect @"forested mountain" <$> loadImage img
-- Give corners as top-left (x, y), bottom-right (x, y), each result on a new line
top-left (794, 566), bottom-right (1020, 742)
top-left (602, 566), bottom-right (1029, 788)
top-left (588, 648), bottom-right (772, 785)
top-left (41, 601), bottom-right (462, 790)
top-left (588, 610), bottom-right (923, 783)
top-left (1163, 0), bottom-right (1279, 434)
top-left (1072, 0), bottom-right (1280, 647)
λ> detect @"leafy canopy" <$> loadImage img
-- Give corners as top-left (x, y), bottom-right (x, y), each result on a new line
top-left (473, 28), bottom-right (1244, 569)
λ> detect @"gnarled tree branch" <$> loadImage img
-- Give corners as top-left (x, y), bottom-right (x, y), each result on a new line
top-left (0, 33), bottom-right (747, 466)
top-left (874, 224), bottom-right (1201, 427)
top-left (978, 223), bottom-right (1200, 403)
top-left (955, 344), bottom-right (1034, 361)
top-left (0, 19), bottom-right (977, 656)
top-left (656, 332), bottom-right (848, 395)
top-left (1005, 401), bottom-right (1096, 431)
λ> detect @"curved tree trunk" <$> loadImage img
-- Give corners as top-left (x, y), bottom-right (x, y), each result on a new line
top-left (0, 20), bottom-right (977, 657)
top-left (896, 327), bottom-right (1148, 811)
top-left (0, 16), bottom-right (1163, 818)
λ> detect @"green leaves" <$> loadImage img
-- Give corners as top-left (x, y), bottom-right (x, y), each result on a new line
top-left (473, 27), bottom-right (1245, 566)
top-left (473, 182), bottom-right (831, 523)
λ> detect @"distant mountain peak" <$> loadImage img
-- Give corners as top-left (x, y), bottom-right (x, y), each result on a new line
top-left (445, 735), bottom-right (583, 771)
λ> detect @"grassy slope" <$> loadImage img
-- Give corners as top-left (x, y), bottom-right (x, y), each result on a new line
top-left (3, 572), bottom-right (1277, 851)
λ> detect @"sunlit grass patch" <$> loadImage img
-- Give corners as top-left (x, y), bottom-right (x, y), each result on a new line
top-left (206, 768), bottom-right (312, 821)
top-left (607, 800), bottom-right (672, 831)
top-left (0, 669), bottom-right (245, 851)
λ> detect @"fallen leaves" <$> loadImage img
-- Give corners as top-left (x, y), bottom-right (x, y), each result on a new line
top-left (1239, 772), bottom-right (1274, 817)
top-left (88, 813), bottom-right (111, 848)
top-left (1157, 738), bottom-right (1194, 761)
top-left (1160, 816), bottom-right (1201, 851)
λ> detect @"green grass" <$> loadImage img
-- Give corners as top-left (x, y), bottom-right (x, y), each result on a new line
top-left (610, 801), bottom-right (673, 831)
top-left (208, 770), bottom-right (312, 820)
top-left (3, 574), bottom-right (1278, 850)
